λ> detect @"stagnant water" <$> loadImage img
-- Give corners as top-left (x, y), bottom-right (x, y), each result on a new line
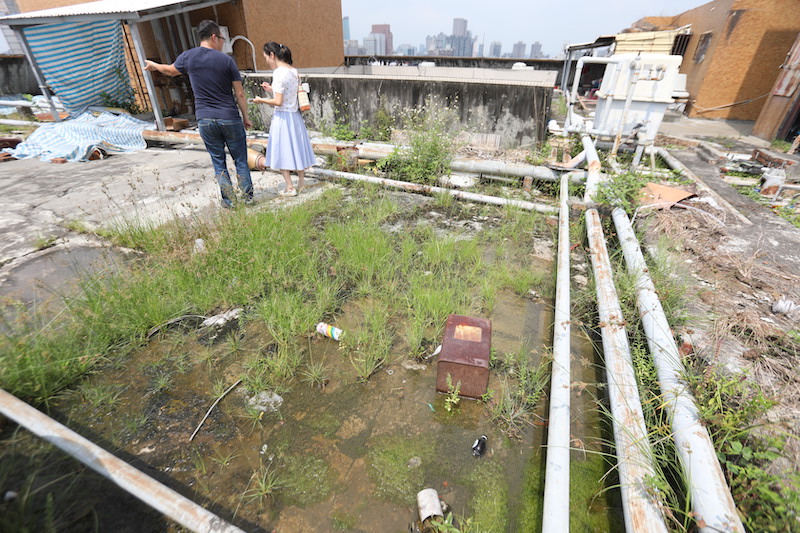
top-left (41, 289), bottom-right (621, 532)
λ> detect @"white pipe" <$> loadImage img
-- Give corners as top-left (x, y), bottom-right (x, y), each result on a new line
top-left (567, 56), bottom-right (622, 132)
top-left (230, 35), bottom-right (257, 71)
top-left (585, 209), bottom-right (669, 533)
top-left (581, 135), bottom-right (602, 202)
top-left (0, 118), bottom-right (39, 126)
top-left (611, 208), bottom-right (745, 533)
top-left (309, 168), bottom-right (558, 214)
top-left (611, 58), bottom-right (640, 157)
top-left (541, 172), bottom-right (571, 533)
top-left (310, 138), bottom-right (567, 180)
top-left (0, 389), bottom-right (245, 533)
top-left (654, 147), bottom-right (752, 226)
top-left (583, 139), bottom-right (669, 533)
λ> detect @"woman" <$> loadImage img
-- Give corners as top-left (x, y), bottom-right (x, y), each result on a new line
top-left (252, 42), bottom-right (316, 196)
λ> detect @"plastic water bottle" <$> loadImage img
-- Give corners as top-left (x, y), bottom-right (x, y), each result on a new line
top-left (316, 322), bottom-right (343, 341)
top-left (472, 435), bottom-right (487, 457)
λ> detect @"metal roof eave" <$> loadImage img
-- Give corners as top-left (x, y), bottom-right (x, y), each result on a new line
top-left (0, 0), bottom-right (232, 28)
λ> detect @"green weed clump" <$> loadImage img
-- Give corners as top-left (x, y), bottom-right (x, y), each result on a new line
top-left (687, 365), bottom-right (800, 532)
top-left (593, 171), bottom-right (649, 214)
top-left (377, 99), bottom-right (460, 185)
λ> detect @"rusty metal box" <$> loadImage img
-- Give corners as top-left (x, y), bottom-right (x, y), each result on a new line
top-left (436, 315), bottom-right (491, 399)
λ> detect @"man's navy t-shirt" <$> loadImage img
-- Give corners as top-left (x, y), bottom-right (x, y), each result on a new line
top-left (174, 47), bottom-right (242, 121)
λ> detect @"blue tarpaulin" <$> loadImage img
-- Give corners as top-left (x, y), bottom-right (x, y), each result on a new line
top-left (23, 20), bottom-right (130, 115)
top-left (4, 112), bottom-right (153, 162)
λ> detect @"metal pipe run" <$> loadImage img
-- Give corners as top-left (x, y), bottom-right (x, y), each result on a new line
top-left (585, 209), bottom-right (669, 533)
top-left (0, 389), bottom-right (245, 533)
top-left (611, 208), bottom-right (745, 533)
top-left (309, 168), bottom-right (559, 214)
top-left (541, 172), bottom-right (571, 533)
top-left (583, 138), bottom-right (669, 533)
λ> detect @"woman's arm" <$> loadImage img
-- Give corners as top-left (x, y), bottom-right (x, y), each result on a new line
top-left (252, 92), bottom-right (283, 107)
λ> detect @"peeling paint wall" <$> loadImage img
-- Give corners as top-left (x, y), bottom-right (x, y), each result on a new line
top-left (246, 74), bottom-right (552, 148)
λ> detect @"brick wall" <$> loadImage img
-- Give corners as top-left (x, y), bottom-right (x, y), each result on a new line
top-left (659, 0), bottom-right (800, 120)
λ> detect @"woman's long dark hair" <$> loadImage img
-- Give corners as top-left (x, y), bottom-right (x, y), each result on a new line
top-left (263, 42), bottom-right (293, 65)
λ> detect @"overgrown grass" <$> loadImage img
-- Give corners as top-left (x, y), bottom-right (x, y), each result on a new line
top-left (1, 183), bottom-right (554, 405)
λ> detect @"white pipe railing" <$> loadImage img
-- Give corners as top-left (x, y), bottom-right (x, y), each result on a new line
top-left (0, 389), bottom-right (245, 533)
top-left (611, 208), bottom-right (745, 532)
top-left (308, 168), bottom-right (559, 214)
top-left (541, 171), bottom-right (572, 533)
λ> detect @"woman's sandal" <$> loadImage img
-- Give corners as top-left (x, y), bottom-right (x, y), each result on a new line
top-left (279, 188), bottom-right (297, 197)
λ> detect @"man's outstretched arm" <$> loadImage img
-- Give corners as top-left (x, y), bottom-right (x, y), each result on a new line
top-left (144, 60), bottom-right (181, 77)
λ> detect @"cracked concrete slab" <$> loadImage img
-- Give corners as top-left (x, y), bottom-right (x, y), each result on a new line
top-left (0, 143), bottom-right (316, 317)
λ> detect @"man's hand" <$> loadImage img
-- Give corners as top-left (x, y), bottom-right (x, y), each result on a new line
top-left (243, 117), bottom-right (252, 130)
top-left (144, 61), bottom-right (181, 77)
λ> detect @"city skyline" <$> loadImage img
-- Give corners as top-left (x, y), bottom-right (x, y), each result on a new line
top-left (341, 0), bottom-right (707, 58)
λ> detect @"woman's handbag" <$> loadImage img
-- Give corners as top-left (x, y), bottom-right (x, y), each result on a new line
top-left (297, 76), bottom-right (310, 112)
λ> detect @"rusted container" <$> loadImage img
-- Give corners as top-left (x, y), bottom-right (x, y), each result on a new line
top-left (436, 315), bottom-right (491, 399)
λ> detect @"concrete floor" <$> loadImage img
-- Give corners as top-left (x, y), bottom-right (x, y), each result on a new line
top-left (659, 116), bottom-right (770, 148)
top-left (0, 142), bottom-right (318, 312)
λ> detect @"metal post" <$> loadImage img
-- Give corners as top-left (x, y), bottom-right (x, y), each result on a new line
top-left (128, 21), bottom-right (165, 131)
top-left (183, 12), bottom-right (194, 46)
top-left (611, 207), bottom-right (745, 533)
top-left (541, 171), bottom-right (571, 533)
top-left (14, 27), bottom-right (61, 122)
top-left (149, 17), bottom-right (173, 64)
top-left (174, 14), bottom-right (189, 52)
top-left (0, 388), bottom-right (245, 533)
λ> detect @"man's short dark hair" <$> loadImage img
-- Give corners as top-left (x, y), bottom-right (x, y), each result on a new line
top-left (197, 20), bottom-right (220, 43)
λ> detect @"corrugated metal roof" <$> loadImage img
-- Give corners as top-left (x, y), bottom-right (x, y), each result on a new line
top-left (0, 0), bottom-right (227, 25)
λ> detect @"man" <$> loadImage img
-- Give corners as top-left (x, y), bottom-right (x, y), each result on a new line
top-left (145, 20), bottom-right (253, 207)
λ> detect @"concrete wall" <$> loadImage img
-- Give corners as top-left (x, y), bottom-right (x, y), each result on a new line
top-left (244, 71), bottom-right (552, 148)
top-left (0, 54), bottom-right (37, 94)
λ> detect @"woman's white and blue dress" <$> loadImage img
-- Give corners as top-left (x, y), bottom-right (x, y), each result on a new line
top-left (265, 66), bottom-right (316, 171)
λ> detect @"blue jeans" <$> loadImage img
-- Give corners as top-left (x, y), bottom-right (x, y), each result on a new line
top-left (198, 119), bottom-right (253, 207)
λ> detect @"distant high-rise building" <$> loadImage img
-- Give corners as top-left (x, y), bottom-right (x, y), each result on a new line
top-left (342, 16), bottom-right (350, 41)
top-left (426, 32), bottom-right (449, 55)
top-left (396, 44), bottom-right (416, 56)
top-left (364, 33), bottom-right (386, 55)
top-left (477, 43), bottom-right (484, 57)
top-left (529, 41), bottom-right (543, 59)
top-left (453, 18), bottom-right (468, 37)
top-left (489, 41), bottom-right (502, 58)
top-left (371, 24), bottom-right (393, 55)
top-left (512, 41), bottom-right (526, 58)
top-left (344, 39), bottom-right (361, 55)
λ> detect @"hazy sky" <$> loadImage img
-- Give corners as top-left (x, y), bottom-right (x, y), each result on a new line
top-left (341, 0), bottom-right (708, 57)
